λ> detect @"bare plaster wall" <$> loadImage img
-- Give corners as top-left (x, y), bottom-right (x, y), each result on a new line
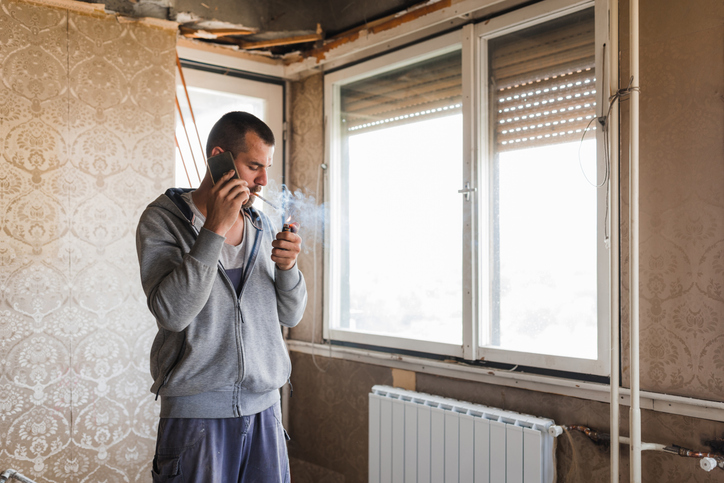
top-left (288, 353), bottom-right (724, 483)
top-left (286, 0), bottom-right (724, 481)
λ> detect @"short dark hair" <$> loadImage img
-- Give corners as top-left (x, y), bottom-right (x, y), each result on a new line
top-left (206, 111), bottom-right (275, 158)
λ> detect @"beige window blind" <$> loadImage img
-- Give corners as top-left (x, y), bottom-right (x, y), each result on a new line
top-left (489, 8), bottom-right (596, 151)
top-left (341, 50), bottom-right (462, 135)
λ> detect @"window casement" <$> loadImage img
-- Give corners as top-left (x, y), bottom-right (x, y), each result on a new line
top-left (324, 0), bottom-right (611, 377)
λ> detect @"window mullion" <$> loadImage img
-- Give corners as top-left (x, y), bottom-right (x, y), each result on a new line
top-left (461, 24), bottom-right (477, 361)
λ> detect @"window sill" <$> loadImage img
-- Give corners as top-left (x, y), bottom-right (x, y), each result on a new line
top-left (286, 339), bottom-right (724, 423)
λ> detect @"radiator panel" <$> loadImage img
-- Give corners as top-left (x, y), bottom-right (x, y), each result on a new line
top-left (369, 386), bottom-right (556, 483)
top-left (370, 394), bottom-right (381, 483)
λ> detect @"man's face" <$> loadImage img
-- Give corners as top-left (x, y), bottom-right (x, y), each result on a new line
top-left (234, 131), bottom-right (274, 209)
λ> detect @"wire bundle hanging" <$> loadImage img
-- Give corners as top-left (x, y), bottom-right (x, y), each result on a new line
top-left (174, 53), bottom-right (208, 187)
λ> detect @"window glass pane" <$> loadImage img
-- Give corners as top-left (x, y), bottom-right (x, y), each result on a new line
top-left (484, 9), bottom-right (599, 359)
top-left (335, 50), bottom-right (464, 345)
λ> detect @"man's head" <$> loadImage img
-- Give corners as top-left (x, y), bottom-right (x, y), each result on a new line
top-left (206, 112), bottom-right (275, 209)
top-left (206, 111), bottom-right (275, 159)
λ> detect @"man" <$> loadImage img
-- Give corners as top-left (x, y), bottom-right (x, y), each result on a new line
top-left (136, 111), bottom-right (307, 482)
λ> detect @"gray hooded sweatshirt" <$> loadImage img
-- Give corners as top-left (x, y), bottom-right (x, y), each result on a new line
top-left (136, 188), bottom-right (307, 418)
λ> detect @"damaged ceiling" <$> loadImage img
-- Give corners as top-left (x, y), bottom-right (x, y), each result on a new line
top-left (88, 0), bottom-right (428, 56)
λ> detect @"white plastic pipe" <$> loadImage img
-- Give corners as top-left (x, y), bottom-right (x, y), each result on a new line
top-left (629, 0), bottom-right (642, 480)
top-left (619, 436), bottom-right (664, 453)
top-left (609, 0), bottom-right (621, 477)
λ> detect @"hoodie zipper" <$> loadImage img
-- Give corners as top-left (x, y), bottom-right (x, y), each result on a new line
top-left (232, 224), bottom-right (263, 416)
top-left (167, 193), bottom-right (268, 416)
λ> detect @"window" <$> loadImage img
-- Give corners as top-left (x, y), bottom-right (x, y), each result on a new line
top-left (325, 0), bottom-right (610, 375)
top-left (325, 34), bottom-right (465, 357)
top-left (174, 65), bottom-right (284, 189)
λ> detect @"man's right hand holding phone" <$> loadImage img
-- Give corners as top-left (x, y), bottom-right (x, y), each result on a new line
top-left (204, 170), bottom-right (249, 237)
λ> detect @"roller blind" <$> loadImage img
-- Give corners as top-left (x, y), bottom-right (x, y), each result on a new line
top-left (490, 8), bottom-right (596, 151)
top-left (341, 49), bottom-right (462, 134)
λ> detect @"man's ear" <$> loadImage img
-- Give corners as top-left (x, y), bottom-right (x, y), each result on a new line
top-left (210, 146), bottom-right (224, 157)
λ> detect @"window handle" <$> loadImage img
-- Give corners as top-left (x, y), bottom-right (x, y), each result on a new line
top-left (458, 183), bottom-right (477, 201)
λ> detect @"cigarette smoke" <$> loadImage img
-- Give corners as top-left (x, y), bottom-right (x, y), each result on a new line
top-left (257, 179), bottom-right (325, 255)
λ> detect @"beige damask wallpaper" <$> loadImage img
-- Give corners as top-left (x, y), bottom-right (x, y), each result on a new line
top-left (0, 0), bottom-right (176, 480)
top-left (618, 0), bottom-right (724, 401)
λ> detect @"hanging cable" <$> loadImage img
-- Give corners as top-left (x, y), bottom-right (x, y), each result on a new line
top-left (577, 43), bottom-right (641, 244)
top-left (578, 43), bottom-right (610, 189)
top-left (175, 95), bottom-right (203, 184)
top-left (176, 53), bottom-right (209, 171)
top-left (175, 134), bottom-right (193, 187)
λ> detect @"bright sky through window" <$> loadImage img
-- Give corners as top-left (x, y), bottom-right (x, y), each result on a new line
top-left (492, 139), bottom-right (598, 359)
top-left (342, 114), bottom-right (464, 344)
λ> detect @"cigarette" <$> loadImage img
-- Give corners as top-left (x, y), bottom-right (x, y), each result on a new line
top-left (251, 192), bottom-right (280, 210)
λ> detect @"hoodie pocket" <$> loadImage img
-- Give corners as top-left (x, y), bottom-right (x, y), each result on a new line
top-left (240, 347), bottom-right (292, 394)
top-left (155, 334), bottom-right (187, 399)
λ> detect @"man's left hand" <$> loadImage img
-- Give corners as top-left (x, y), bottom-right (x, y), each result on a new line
top-left (272, 223), bottom-right (302, 271)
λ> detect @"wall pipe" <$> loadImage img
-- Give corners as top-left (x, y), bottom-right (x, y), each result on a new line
top-left (629, 0), bottom-right (642, 480)
top-left (0, 470), bottom-right (37, 483)
top-left (608, 0), bottom-right (620, 480)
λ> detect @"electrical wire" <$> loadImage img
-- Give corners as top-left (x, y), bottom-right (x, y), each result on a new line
top-left (175, 134), bottom-right (193, 187)
top-left (175, 95), bottom-right (202, 184)
top-left (561, 426), bottom-right (581, 482)
top-left (578, 42), bottom-right (610, 189)
top-left (176, 53), bottom-right (209, 171)
top-left (577, 43), bottom-right (641, 245)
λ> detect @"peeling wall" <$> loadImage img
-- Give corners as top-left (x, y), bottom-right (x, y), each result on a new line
top-left (0, 0), bottom-right (176, 479)
top-left (286, 0), bottom-right (724, 480)
top-left (288, 353), bottom-right (724, 483)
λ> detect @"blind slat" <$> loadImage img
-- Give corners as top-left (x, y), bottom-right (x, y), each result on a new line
top-left (342, 50), bottom-right (461, 135)
top-left (490, 8), bottom-right (595, 150)
top-left (345, 81), bottom-right (462, 120)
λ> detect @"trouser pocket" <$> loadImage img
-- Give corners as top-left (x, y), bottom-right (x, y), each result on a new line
top-left (152, 454), bottom-right (180, 481)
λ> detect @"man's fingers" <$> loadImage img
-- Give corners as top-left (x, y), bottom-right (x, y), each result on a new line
top-left (214, 178), bottom-right (249, 198)
top-left (272, 231), bottom-right (302, 270)
top-left (272, 235), bottom-right (301, 250)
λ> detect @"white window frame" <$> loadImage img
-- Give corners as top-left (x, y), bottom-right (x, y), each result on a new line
top-left (324, 0), bottom-right (613, 376)
top-left (323, 31), bottom-right (465, 358)
top-left (473, 0), bottom-right (611, 375)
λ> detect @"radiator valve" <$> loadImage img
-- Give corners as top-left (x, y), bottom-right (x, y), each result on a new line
top-left (700, 457), bottom-right (717, 472)
top-left (548, 425), bottom-right (563, 437)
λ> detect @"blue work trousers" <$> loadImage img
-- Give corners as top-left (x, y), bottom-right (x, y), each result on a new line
top-left (152, 402), bottom-right (290, 482)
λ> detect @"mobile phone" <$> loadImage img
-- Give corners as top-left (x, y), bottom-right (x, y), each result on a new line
top-left (207, 151), bottom-right (239, 184)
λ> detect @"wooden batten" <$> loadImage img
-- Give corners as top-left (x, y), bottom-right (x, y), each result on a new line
top-left (179, 26), bottom-right (257, 39)
top-left (236, 24), bottom-right (324, 50)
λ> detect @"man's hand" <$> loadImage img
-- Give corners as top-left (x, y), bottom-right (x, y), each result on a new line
top-left (272, 223), bottom-right (301, 271)
top-left (204, 171), bottom-right (249, 237)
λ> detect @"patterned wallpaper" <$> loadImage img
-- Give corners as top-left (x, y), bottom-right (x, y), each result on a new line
top-left (288, 73), bottom-right (325, 345)
top-left (0, 0), bottom-right (176, 480)
top-left (619, 0), bottom-right (724, 399)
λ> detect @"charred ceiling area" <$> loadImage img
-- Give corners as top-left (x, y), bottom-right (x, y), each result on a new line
top-left (85, 0), bottom-right (427, 56)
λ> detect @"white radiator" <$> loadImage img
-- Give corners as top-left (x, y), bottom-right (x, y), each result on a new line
top-left (369, 385), bottom-right (558, 483)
